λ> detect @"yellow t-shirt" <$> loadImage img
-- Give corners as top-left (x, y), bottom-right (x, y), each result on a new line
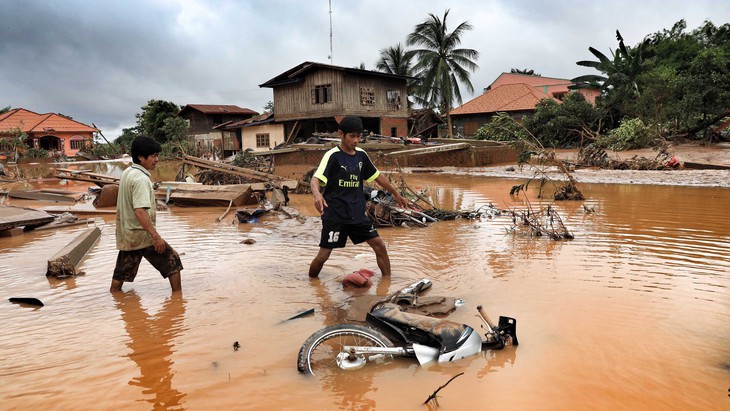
top-left (115, 164), bottom-right (156, 251)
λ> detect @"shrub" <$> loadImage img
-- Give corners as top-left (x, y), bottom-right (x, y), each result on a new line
top-left (596, 118), bottom-right (655, 151)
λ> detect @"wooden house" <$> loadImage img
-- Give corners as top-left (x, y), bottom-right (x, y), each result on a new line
top-left (178, 104), bottom-right (258, 154)
top-left (0, 108), bottom-right (96, 157)
top-left (449, 73), bottom-right (600, 137)
top-left (223, 112), bottom-right (284, 152)
top-left (259, 61), bottom-right (413, 144)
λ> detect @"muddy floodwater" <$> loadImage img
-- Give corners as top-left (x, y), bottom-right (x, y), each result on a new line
top-left (1, 161), bottom-right (729, 410)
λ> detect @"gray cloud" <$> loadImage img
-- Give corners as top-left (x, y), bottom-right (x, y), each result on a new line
top-left (1, 0), bottom-right (727, 139)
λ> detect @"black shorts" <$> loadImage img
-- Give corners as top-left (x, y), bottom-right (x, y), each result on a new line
top-left (113, 244), bottom-right (183, 282)
top-left (319, 220), bottom-right (379, 249)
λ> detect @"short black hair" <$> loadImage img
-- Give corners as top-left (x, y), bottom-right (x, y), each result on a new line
top-left (130, 135), bottom-right (162, 164)
top-left (338, 116), bottom-right (363, 134)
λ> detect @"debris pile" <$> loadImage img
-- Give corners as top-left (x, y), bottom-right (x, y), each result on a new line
top-left (578, 144), bottom-right (677, 170)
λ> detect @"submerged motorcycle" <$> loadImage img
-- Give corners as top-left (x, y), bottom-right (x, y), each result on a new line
top-left (297, 279), bottom-right (518, 375)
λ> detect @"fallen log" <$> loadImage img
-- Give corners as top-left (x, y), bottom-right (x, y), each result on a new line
top-left (46, 226), bottom-right (101, 278)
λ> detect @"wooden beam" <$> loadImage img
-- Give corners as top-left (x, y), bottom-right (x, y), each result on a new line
top-left (383, 142), bottom-right (471, 157)
top-left (46, 227), bottom-right (101, 277)
top-left (8, 190), bottom-right (80, 203)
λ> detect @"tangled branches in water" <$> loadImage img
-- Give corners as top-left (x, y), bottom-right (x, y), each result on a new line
top-left (505, 204), bottom-right (574, 240)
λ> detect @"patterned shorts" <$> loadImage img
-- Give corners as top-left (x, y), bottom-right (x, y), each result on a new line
top-left (112, 244), bottom-right (183, 282)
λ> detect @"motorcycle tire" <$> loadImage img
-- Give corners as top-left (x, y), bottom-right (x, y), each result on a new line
top-left (297, 324), bottom-right (394, 375)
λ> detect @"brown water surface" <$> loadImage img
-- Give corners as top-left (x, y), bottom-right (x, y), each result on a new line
top-left (1, 162), bottom-right (729, 410)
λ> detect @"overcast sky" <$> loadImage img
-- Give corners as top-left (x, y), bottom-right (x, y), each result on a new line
top-left (2, 0), bottom-right (728, 140)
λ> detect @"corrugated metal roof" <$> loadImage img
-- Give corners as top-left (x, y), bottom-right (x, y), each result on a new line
top-left (179, 104), bottom-right (258, 115)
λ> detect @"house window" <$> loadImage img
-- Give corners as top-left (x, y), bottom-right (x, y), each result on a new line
top-left (386, 90), bottom-right (402, 111)
top-left (390, 127), bottom-right (398, 137)
top-left (256, 133), bottom-right (270, 148)
top-left (312, 84), bottom-right (332, 104)
top-left (70, 139), bottom-right (85, 149)
top-left (360, 87), bottom-right (375, 106)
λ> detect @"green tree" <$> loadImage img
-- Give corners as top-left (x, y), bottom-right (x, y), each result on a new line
top-left (572, 30), bottom-right (645, 95)
top-left (571, 31), bottom-right (646, 128)
top-left (114, 127), bottom-right (139, 152)
top-left (375, 43), bottom-right (420, 106)
top-left (263, 100), bottom-right (274, 113)
top-left (639, 20), bottom-right (730, 137)
top-left (160, 116), bottom-right (189, 142)
top-left (135, 99), bottom-right (182, 143)
top-left (406, 9), bottom-right (479, 137)
top-left (523, 92), bottom-right (601, 148)
top-left (0, 105), bottom-right (11, 115)
top-left (510, 68), bottom-right (541, 76)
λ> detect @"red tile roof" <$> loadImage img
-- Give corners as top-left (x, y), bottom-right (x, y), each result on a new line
top-left (488, 72), bottom-right (573, 89)
top-left (179, 104), bottom-right (258, 116)
top-left (0, 108), bottom-right (96, 133)
top-left (450, 83), bottom-right (558, 116)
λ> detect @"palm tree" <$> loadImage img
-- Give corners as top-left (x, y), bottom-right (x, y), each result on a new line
top-left (571, 30), bottom-right (645, 95)
top-left (407, 9), bottom-right (479, 138)
top-left (375, 43), bottom-right (422, 107)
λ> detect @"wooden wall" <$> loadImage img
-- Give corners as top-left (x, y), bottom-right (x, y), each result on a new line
top-left (273, 68), bottom-right (409, 121)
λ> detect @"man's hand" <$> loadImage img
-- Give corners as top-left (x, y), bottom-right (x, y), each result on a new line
top-left (151, 234), bottom-right (166, 254)
top-left (393, 193), bottom-right (409, 209)
top-left (313, 192), bottom-right (328, 215)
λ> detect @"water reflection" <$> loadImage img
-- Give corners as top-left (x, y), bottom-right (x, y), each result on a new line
top-left (114, 292), bottom-right (187, 410)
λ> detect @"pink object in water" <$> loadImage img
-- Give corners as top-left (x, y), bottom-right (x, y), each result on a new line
top-left (342, 269), bottom-right (375, 288)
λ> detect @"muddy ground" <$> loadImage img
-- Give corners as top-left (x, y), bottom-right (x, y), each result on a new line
top-left (434, 142), bottom-right (730, 188)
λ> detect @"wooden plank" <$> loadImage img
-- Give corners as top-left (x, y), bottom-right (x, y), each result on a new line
top-left (46, 227), bottom-right (101, 277)
top-left (40, 188), bottom-right (85, 195)
top-left (164, 183), bottom-right (256, 207)
top-left (54, 168), bottom-right (93, 174)
top-left (383, 142), bottom-right (471, 157)
top-left (8, 190), bottom-right (79, 203)
top-left (40, 207), bottom-right (116, 215)
top-left (53, 173), bottom-right (118, 187)
top-left (0, 205), bottom-right (55, 231)
top-left (32, 218), bottom-right (96, 231)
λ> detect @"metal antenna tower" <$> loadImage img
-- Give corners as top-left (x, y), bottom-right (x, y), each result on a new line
top-left (329, 0), bottom-right (333, 63)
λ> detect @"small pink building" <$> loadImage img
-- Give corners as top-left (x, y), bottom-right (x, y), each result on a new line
top-left (0, 108), bottom-right (96, 156)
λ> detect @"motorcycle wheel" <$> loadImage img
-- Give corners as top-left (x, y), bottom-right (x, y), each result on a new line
top-left (297, 324), bottom-right (394, 375)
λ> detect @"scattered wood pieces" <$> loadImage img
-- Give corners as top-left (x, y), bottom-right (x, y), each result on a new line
top-left (54, 169), bottom-right (119, 187)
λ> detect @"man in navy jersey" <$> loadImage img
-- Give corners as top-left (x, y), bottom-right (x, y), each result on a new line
top-left (309, 116), bottom-right (409, 278)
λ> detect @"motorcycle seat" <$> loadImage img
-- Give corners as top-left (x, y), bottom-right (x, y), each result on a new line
top-left (370, 303), bottom-right (468, 350)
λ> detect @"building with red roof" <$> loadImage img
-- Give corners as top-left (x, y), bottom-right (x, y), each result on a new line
top-left (449, 73), bottom-right (599, 137)
top-left (0, 108), bottom-right (96, 156)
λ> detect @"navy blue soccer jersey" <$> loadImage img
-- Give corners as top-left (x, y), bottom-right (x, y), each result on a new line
top-left (313, 146), bottom-right (380, 224)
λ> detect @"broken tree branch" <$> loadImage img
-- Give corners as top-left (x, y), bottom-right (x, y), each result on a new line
top-left (424, 372), bottom-right (464, 405)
